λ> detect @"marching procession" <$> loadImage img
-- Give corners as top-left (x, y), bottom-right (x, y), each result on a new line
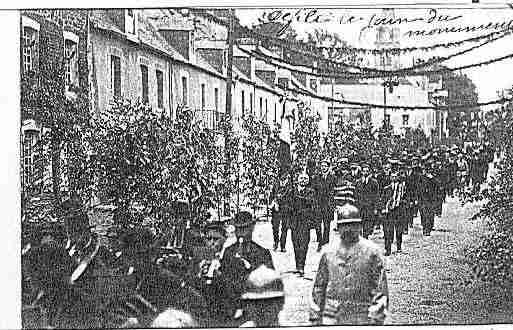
top-left (21, 141), bottom-right (496, 328)
top-left (270, 142), bottom-right (494, 262)
top-left (18, 5), bottom-right (513, 329)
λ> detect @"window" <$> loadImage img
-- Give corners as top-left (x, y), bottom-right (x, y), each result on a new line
top-left (22, 131), bottom-right (38, 193)
top-left (250, 93), bottom-right (253, 114)
top-left (156, 69), bottom-right (164, 109)
top-left (64, 38), bottom-right (78, 89)
top-left (259, 97), bottom-right (263, 117)
top-left (140, 64), bottom-right (148, 103)
top-left (110, 55), bottom-right (121, 97)
top-left (201, 83), bottom-right (206, 109)
top-left (22, 27), bottom-right (38, 74)
top-left (126, 9), bottom-right (136, 35)
top-left (241, 90), bottom-right (245, 116)
top-left (402, 114), bottom-right (409, 126)
top-left (181, 76), bottom-right (188, 105)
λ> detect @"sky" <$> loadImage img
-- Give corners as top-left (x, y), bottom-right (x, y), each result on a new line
top-left (235, 4), bottom-right (513, 104)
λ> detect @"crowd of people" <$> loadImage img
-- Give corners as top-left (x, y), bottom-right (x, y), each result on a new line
top-left (22, 141), bottom-right (496, 328)
top-left (269, 142), bottom-right (495, 267)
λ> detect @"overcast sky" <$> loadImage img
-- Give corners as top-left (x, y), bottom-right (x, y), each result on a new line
top-left (236, 4), bottom-right (513, 103)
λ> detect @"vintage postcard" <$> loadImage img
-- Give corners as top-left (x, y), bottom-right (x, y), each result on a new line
top-left (18, 2), bottom-right (513, 329)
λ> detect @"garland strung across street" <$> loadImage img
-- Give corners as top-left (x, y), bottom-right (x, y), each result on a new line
top-left (283, 83), bottom-right (512, 110)
top-left (240, 29), bottom-right (512, 75)
top-left (237, 45), bottom-right (513, 79)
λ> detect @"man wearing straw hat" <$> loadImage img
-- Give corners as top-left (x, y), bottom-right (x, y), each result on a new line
top-left (310, 201), bottom-right (389, 325)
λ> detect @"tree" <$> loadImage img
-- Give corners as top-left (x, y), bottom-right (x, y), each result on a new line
top-left (90, 101), bottom-right (225, 230)
top-left (442, 71), bottom-right (479, 140)
top-left (237, 114), bottom-right (281, 213)
top-left (292, 104), bottom-right (322, 176)
top-left (21, 60), bottom-right (92, 206)
top-left (464, 94), bottom-right (513, 286)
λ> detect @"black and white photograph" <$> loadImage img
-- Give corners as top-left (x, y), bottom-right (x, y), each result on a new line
top-left (16, 2), bottom-right (513, 328)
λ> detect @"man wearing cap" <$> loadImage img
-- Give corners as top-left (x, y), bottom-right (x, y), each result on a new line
top-left (310, 202), bottom-right (389, 325)
top-left (312, 159), bottom-right (336, 251)
top-left (289, 172), bottom-right (316, 276)
top-left (355, 162), bottom-right (380, 239)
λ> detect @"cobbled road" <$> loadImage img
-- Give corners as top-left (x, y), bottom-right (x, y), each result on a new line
top-left (252, 196), bottom-right (513, 325)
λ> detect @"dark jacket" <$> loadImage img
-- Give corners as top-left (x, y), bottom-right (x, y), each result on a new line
top-left (288, 186), bottom-right (316, 229)
top-left (220, 240), bottom-right (275, 300)
top-left (403, 171), bottom-right (421, 206)
top-left (354, 176), bottom-right (380, 212)
top-left (270, 182), bottom-right (292, 216)
top-left (312, 173), bottom-right (337, 210)
top-left (417, 174), bottom-right (440, 203)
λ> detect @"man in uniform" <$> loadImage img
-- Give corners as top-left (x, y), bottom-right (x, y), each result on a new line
top-left (354, 162), bottom-right (380, 239)
top-left (310, 202), bottom-right (389, 325)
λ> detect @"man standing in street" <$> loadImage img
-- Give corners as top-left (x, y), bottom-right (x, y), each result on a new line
top-left (270, 173), bottom-right (292, 252)
top-left (310, 202), bottom-right (389, 325)
top-left (289, 172), bottom-right (316, 276)
top-left (402, 159), bottom-right (420, 234)
top-left (313, 159), bottom-right (336, 251)
top-left (215, 211), bottom-right (277, 324)
top-left (418, 161), bottom-right (440, 236)
top-left (355, 162), bottom-right (380, 239)
top-left (381, 164), bottom-right (406, 256)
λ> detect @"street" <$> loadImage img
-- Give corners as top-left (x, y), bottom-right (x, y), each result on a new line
top-left (252, 196), bottom-right (513, 325)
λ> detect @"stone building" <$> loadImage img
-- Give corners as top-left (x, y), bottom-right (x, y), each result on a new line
top-left (20, 10), bottom-right (90, 197)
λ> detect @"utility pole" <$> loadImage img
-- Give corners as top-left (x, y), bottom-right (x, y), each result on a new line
top-left (383, 82), bottom-right (387, 129)
top-left (382, 78), bottom-right (399, 131)
top-left (330, 77), bottom-right (334, 132)
top-left (223, 9), bottom-right (235, 216)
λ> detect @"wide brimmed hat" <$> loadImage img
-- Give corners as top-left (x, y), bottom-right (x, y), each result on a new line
top-left (230, 211), bottom-right (256, 228)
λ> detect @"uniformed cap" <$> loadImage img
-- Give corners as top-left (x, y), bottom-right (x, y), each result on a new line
top-left (320, 158), bottom-right (330, 165)
top-left (335, 203), bottom-right (361, 225)
top-left (241, 265), bottom-right (284, 300)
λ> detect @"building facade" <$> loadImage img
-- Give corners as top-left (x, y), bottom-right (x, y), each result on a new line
top-left (20, 10), bottom-right (90, 197)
